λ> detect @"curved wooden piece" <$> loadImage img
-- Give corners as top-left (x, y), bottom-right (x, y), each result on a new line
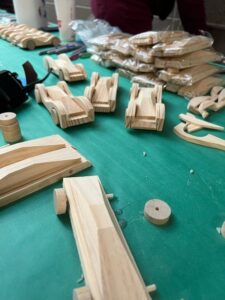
top-left (174, 123), bottom-right (225, 151)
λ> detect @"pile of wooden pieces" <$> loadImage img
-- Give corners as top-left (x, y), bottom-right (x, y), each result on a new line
top-left (0, 23), bottom-right (60, 49)
top-left (174, 113), bottom-right (225, 151)
top-left (0, 135), bottom-right (91, 207)
top-left (54, 175), bottom-right (156, 300)
top-left (125, 83), bottom-right (165, 131)
top-left (187, 86), bottom-right (225, 118)
top-left (89, 32), bottom-right (224, 96)
top-left (0, 112), bottom-right (22, 143)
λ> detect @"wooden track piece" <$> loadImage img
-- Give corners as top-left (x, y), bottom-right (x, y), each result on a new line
top-left (35, 82), bottom-right (94, 129)
top-left (0, 135), bottom-right (91, 207)
top-left (144, 199), bottom-right (171, 225)
top-left (55, 176), bottom-right (155, 300)
top-left (84, 72), bottom-right (119, 112)
top-left (125, 83), bottom-right (165, 131)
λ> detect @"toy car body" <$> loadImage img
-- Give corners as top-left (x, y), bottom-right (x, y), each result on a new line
top-left (84, 72), bottom-right (119, 112)
top-left (35, 81), bottom-right (94, 129)
top-left (125, 83), bottom-right (165, 131)
top-left (44, 54), bottom-right (86, 82)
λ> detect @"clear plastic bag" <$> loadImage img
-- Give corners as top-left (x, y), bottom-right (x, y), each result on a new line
top-left (88, 32), bottom-right (130, 50)
top-left (152, 35), bottom-right (213, 57)
top-left (159, 64), bottom-right (222, 86)
top-left (91, 54), bottom-right (116, 68)
top-left (132, 73), bottom-right (164, 87)
top-left (112, 55), bottom-right (155, 73)
top-left (111, 38), bottom-right (132, 56)
top-left (71, 18), bottom-right (121, 45)
top-left (155, 49), bottom-right (223, 69)
top-left (129, 31), bottom-right (188, 46)
top-left (132, 46), bottom-right (155, 63)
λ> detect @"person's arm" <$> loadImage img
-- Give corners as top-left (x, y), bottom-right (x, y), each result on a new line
top-left (177, 0), bottom-right (207, 34)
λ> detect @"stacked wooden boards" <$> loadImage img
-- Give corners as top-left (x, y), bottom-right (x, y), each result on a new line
top-left (54, 176), bottom-right (156, 300)
top-left (0, 135), bottom-right (91, 207)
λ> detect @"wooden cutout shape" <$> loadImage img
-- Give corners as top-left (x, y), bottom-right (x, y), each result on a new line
top-left (84, 72), bottom-right (119, 112)
top-left (125, 83), bottom-right (165, 131)
top-left (35, 81), bottom-right (94, 129)
top-left (54, 176), bottom-right (155, 300)
top-left (188, 87), bottom-right (225, 118)
top-left (179, 113), bottom-right (224, 133)
top-left (0, 135), bottom-right (91, 207)
top-left (44, 54), bottom-right (86, 82)
top-left (174, 123), bottom-right (225, 151)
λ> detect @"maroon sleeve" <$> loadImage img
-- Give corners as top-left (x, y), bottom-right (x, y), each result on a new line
top-left (177, 0), bottom-right (207, 34)
top-left (90, 0), bottom-right (153, 34)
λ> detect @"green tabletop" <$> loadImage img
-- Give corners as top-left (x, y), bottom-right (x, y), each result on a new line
top-left (0, 38), bottom-right (225, 300)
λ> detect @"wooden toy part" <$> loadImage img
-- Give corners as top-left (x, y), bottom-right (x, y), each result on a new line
top-left (35, 82), bottom-right (94, 129)
top-left (0, 112), bottom-right (22, 143)
top-left (0, 135), bottom-right (91, 207)
top-left (126, 83), bottom-right (165, 131)
top-left (221, 221), bottom-right (225, 238)
top-left (179, 113), bottom-right (224, 133)
top-left (44, 54), bottom-right (86, 82)
top-left (54, 188), bottom-right (68, 215)
top-left (57, 176), bottom-right (155, 300)
top-left (174, 122), bottom-right (225, 151)
top-left (84, 72), bottom-right (119, 113)
top-left (144, 199), bottom-right (171, 225)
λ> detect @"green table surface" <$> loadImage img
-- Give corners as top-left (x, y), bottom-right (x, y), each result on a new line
top-left (0, 38), bottom-right (225, 300)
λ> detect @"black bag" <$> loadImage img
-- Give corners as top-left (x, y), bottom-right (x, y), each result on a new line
top-left (0, 62), bottom-right (51, 113)
top-left (150, 0), bottom-right (176, 20)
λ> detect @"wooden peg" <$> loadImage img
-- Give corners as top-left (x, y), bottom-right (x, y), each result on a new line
top-left (0, 112), bottom-right (22, 143)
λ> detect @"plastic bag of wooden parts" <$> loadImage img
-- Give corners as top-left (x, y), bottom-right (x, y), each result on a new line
top-left (91, 54), bottom-right (116, 68)
top-left (88, 33), bottom-right (130, 50)
top-left (188, 86), bottom-right (225, 118)
top-left (132, 46), bottom-right (155, 63)
top-left (132, 73), bottom-right (164, 87)
top-left (129, 31), bottom-right (188, 46)
top-left (116, 68), bottom-right (141, 79)
top-left (167, 76), bottom-right (225, 98)
top-left (111, 55), bottom-right (155, 73)
top-left (110, 38), bottom-right (133, 56)
top-left (159, 64), bottom-right (222, 86)
top-left (152, 35), bottom-right (213, 57)
top-left (154, 49), bottom-right (223, 69)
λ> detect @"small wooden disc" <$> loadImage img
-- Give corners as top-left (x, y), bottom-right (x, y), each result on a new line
top-left (0, 112), bottom-right (17, 125)
top-left (144, 199), bottom-right (171, 225)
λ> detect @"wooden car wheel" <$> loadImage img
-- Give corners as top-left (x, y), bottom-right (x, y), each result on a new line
top-left (58, 69), bottom-right (65, 81)
top-left (51, 108), bottom-right (59, 125)
top-left (26, 39), bottom-right (36, 50)
top-left (34, 87), bottom-right (42, 103)
top-left (54, 188), bottom-right (68, 215)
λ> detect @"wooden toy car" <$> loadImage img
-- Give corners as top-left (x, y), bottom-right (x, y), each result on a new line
top-left (35, 81), bottom-right (94, 129)
top-left (44, 54), bottom-right (86, 82)
top-left (84, 72), bottom-right (119, 112)
top-left (14, 32), bottom-right (60, 50)
top-left (54, 176), bottom-right (156, 300)
top-left (0, 135), bottom-right (91, 208)
top-left (125, 83), bottom-right (165, 131)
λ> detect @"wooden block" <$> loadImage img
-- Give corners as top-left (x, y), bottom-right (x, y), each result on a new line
top-left (55, 176), bottom-right (155, 300)
top-left (144, 199), bottom-right (171, 225)
top-left (35, 81), bottom-right (94, 129)
top-left (0, 135), bottom-right (91, 207)
top-left (44, 54), bottom-right (86, 82)
top-left (125, 83), bottom-right (165, 131)
top-left (84, 72), bottom-right (119, 113)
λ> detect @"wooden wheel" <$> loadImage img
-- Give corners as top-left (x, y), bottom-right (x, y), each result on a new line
top-left (54, 188), bottom-right (68, 215)
top-left (26, 39), bottom-right (36, 50)
top-left (51, 108), bottom-right (59, 125)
